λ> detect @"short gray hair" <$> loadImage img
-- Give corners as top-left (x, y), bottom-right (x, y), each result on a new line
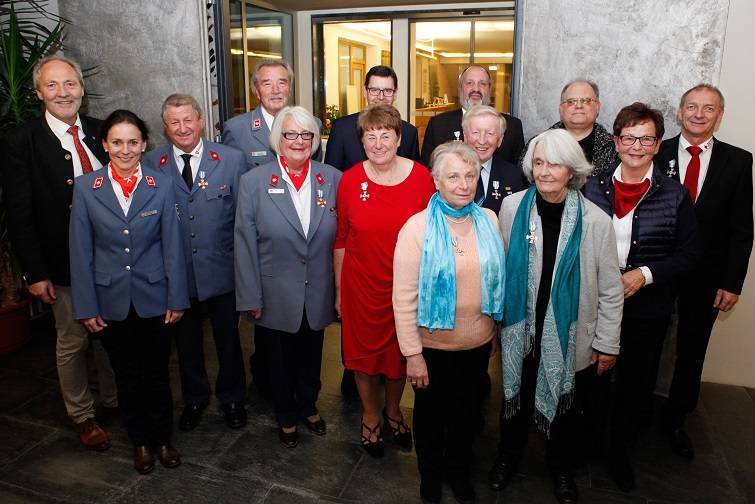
top-left (560, 79), bottom-right (600, 101)
top-left (430, 141), bottom-right (481, 180)
top-left (462, 105), bottom-right (506, 134)
top-left (33, 55), bottom-right (84, 90)
top-left (679, 83), bottom-right (725, 110)
top-left (252, 59), bottom-right (294, 89)
top-left (268, 106), bottom-right (321, 155)
top-left (521, 129), bottom-right (592, 190)
top-left (161, 93), bottom-right (203, 121)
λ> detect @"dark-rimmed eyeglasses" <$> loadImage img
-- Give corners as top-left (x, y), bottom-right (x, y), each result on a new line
top-left (366, 87), bottom-right (395, 97)
top-left (618, 135), bottom-right (657, 147)
top-left (561, 97), bottom-right (598, 107)
top-left (282, 131), bottom-right (315, 141)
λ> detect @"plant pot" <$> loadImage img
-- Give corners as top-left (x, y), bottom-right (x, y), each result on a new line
top-left (0, 298), bottom-right (31, 356)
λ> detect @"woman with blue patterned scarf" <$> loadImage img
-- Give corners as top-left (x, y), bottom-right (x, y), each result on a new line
top-left (489, 129), bottom-right (623, 504)
top-left (394, 142), bottom-right (505, 504)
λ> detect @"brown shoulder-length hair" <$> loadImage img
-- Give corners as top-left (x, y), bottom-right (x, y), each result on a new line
top-left (357, 104), bottom-right (402, 138)
top-left (613, 102), bottom-right (665, 138)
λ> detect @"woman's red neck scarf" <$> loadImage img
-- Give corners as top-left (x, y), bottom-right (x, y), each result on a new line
top-left (280, 156), bottom-right (309, 192)
top-left (613, 177), bottom-right (650, 218)
top-left (111, 164), bottom-right (139, 198)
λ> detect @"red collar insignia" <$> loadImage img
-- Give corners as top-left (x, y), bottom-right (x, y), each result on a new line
top-left (253, 118), bottom-right (261, 130)
top-left (315, 172), bottom-right (325, 185)
top-left (145, 175), bottom-right (156, 187)
top-left (270, 174), bottom-right (279, 187)
top-left (93, 176), bottom-right (103, 189)
top-left (159, 154), bottom-right (168, 166)
top-left (210, 150), bottom-right (220, 161)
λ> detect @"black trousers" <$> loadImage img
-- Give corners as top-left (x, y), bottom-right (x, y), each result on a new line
top-left (174, 291), bottom-right (246, 406)
top-left (263, 313), bottom-right (324, 428)
top-left (100, 308), bottom-right (173, 446)
top-left (413, 342), bottom-right (491, 482)
top-left (610, 315), bottom-right (670, 452)
top-left (665, 285), bottom-right (719, 427)
top-left (497, 355), bottom-right (597, 473)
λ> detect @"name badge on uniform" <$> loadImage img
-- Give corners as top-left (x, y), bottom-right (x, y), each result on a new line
top-left (251, 151), bottom-right (267, 157)
top-left (268, 188), bottom-right (285, 194)
top-left (140, 209), bottom-right (158, 217)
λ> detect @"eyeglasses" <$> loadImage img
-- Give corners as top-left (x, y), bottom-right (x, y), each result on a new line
top-left (366, 87), bottom-right (395, 97)
top-left (618, 135), bottom-right (657, 147)
top-left (282, 131), bottom-right (315, 141)
top-left (561, 97), bottom-right (598, 107)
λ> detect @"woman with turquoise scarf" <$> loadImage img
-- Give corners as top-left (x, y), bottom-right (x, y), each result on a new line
top-left (488, 129), bottom-right (623, 504)
top-left (394, 141), bottom-right (505, 504)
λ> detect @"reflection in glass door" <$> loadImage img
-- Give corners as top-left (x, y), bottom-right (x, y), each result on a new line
top-left (409, 19), bottom-right (514, 146)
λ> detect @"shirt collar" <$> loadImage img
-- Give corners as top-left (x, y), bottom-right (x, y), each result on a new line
top-left (481, 158), bottom-right (493, 174)
top-left (45, 110), bottom-right (82, 139)
top-left (613, 162), bottom-right (654, 183)
top-left (172, 139), bottom-right (204, 159)
top-left (260, 107), bottom-right (275, 131)
top-left (680, 134), bottom-right (714, 153)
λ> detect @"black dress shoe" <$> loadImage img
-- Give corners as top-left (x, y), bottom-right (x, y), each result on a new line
top-left (222, 402), bottom-right (247, 429)
top-left (553, 472), bottom-right (578, 504)
top-left (279, 428), bottom-right (298, 448)
top-left (156, 444), bottom-right (181, 468)
top-left (667, 427), bottom-right (695, 459)
top-left (488, 456), bottom-right (516, 491)
top-left (302, 416), bottom-right (327, 436)
top-left (133, 445), bottom-right (154, 474)
top-left (179, 404), bottom-right (206, 431)
top-left (609, 454), bottom-right (635, 492)
top-left (450, 477), bottom-right (476, 504)
top-left (419, 478), bottom-right (442, 504)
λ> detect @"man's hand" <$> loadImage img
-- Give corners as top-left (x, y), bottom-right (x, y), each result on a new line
top-left (82, 316), bottom-right (107, 333)
top-left (165, 310), bottom-right (184, 324)
top-left (248, 308), bottom-right (262, 320)
top-left (621, 269), bottom-right (645, 298)
top-left (28, 280), bottom-right (56, 304)
top-left (713, 289), bottom-right (739, 312)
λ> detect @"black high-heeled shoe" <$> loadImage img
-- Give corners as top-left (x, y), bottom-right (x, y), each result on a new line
top-left (382, 407), bottom-right (413, 450)
top-left (361, 418), bottom-right (384, 458)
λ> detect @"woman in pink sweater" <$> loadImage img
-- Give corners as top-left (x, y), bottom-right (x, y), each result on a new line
top-left (393, 141), bottom-right (505, 504)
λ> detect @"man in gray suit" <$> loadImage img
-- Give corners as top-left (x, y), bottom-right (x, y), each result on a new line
top-left (144, 94), bottom-right (248, 431)
top-left (221, 59), bottom-right (321, 170)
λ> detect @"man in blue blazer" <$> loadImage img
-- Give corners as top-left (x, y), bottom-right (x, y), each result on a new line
top-left (144, 94), bottom-right (248, 431)
top-left (221, 59), bottom-right (322, 170)
top-left (324, 65), bottom-right (420, 171)
top-left (420, 65), bottom-right (525, 168)
top-left (2, 56), bottom-right (117, 451)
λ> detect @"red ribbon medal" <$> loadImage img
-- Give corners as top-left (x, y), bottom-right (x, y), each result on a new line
top-left (210, 151), bottom-right (220, 161)
top-left (159, 154), bottom-right (168, 166)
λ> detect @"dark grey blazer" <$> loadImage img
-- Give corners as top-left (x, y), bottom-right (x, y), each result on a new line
top-left (234, 160), bottom-right (341, 332)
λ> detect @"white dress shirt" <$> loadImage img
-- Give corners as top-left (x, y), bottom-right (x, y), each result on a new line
top-left (107, 163), bottom-right (144, 216)
top-left (612, 163), bottom-right (654, 285)
top-left (277, 158), bottom-right (312, 239)
top-left (261, 107), bottom-right (275, 131)
top-left (480, 158), bottom-right (492, 196)
top-left (45, 111), bottom-right (103, 177)
top-left (172, 140), bottom-right (204, 182)
top-left (678, 135), bottom-right (714, 200)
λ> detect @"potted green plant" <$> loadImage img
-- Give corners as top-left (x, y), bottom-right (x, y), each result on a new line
top-left (0, 0), bottom-right (64, 354)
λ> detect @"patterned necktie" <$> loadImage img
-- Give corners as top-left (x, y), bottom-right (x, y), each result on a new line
top-left (67, 125), bottom-right (93, 174)
top-left (181, 153), bottom-right (194, 189)
top-left (684, 145), bottom-right (703, 203)
top-left (475, 167), bottom-right (485, 205)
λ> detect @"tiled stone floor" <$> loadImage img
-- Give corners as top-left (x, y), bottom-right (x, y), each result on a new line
top-left (0, 314), bottom-right (752, 503)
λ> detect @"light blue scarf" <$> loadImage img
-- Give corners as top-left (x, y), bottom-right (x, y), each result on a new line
top-left (417, 192), bottom-right (505, 330)
top-left (501, 186), bottom-right (582, 432)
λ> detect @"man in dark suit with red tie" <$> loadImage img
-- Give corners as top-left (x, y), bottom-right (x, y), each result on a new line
top-left (658, 84), bottom-right (753, 459)
top-left (2, 56), bottom-right (118, 450)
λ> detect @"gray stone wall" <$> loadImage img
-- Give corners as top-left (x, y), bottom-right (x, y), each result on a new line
top-left (518, 0), bottom-right (730, 140)
top-left (59, 0), bottom-right (207, 147)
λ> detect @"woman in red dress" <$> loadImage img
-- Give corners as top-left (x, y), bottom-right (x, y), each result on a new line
top-left (334, 105), bottom-right (435, 457)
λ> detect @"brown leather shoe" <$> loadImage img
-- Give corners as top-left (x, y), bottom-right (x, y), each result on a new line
top-left (156, 444), bottom-right (181, 468)
top-left (74, 418), bottom-right (111, 451)
top-left (133, 445), bottom-right (155, 474)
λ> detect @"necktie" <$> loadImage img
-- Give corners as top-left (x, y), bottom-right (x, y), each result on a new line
top-left (475, 167), bottom-right (485, 205)
top-left (67, 125), bottom-right (93, 174)
top-left (181, 154), bottom-right (194, 190)
top-left (684, 145), bottom-right (702, 203)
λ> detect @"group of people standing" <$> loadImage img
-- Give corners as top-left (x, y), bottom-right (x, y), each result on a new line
top-left (1, 53), bottom-right (752, 504)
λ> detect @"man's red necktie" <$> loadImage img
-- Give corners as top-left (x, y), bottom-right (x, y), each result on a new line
top-left (684, 145), bottom-right (702, 203)
top-left (67, 125), bottom-right (94, 174)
